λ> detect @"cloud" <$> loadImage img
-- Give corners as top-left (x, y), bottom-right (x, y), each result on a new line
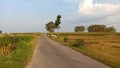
top-left (65, 0), bottom-right (120, 32)
top-left (78, 0), bottom-right (120, 15)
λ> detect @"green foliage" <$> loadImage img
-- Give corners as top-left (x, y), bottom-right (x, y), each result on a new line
top-left (0, 30), bottom-right (2, 34)
top-left (45, 21), bottom-right (55, 32)
top-left (87, 24), bottom-right (107, 32)
top-left (0, 35), bottom-right (33, 46)
top-left (0, 34), bottom-right (36, 68)
top-left (71, 39), bottom-right (84, 47)
top-left (106, 26), bottom-right (116, 32)
top-left (55, 15), bottom-right (62, 29)
top-left (75, 26), bottom-right (85, 32)
top-left (63, 37), bottom-right (68, 42)
top-left (45, 15), bottom-right (62, 32)
top-left (87, 24), bottom-right (116, 32)
top-left (0, 40), bottom-right (33, 68)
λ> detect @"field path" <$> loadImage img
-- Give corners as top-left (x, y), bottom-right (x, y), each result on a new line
top-left (26, 33), bottom-right (110, 68)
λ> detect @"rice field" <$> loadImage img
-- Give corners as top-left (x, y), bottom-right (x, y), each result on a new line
top-left (49, 32), bottom-right (120, 68)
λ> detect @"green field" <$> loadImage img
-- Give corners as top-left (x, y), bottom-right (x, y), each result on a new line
top-left (49, 32), bottom-right (120, 68)
top-left (0, 33), bottom-right (40, 68)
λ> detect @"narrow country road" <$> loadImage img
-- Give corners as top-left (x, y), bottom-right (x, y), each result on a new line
top-left (26, 34), bottom-right (110, 68)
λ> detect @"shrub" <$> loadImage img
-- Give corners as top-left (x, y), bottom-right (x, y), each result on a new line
top-left (71, 39), bottom-right (84, 47)
top-left (63, 37), bottom-right (68, 42)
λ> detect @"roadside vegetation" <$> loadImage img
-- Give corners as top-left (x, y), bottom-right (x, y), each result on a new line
top-left (49, 32), bottom-right (120, 68)
top-left (0, 33), bottom-right (40, 68)
top-left (45, 15), bottom-right (119, 68)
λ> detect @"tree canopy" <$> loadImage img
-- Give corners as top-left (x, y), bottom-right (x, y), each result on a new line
top-left (45, 15), bottom-right (62, 32)
top-left (0, 30), bottom-right (2, 34)
top-left (55, 15), bottom-right (62, 29)
top-left (75, 26), bottom-right (85, 32)
top-left (87, 25), bottom-right (107, 32)
top-left (87, 24), bottom-right (116, 32)
top-left (45, 21), bottom-right (55, 32)
top-left (106, 26), bottom-right (116, 32)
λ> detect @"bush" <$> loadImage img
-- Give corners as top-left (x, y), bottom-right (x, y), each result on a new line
top-left (0, 35), bottom-right (33, 46)
top-left (71, 39), bottom-right (84, 47)
top-left (63, 37), bottom-right (68, 42)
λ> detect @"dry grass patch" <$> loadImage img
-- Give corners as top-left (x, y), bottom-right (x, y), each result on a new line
top-left (49, 32), bottom-right (120, 68)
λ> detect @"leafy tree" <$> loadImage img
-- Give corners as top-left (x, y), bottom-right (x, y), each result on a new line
top-left (75, 26), bottom-right (85, 32)
top-left (45, 21), bottom-right (55, 32)
top-left (87, 24), bottom-right (107, 32)
top-left (0, 30), bottom-right (2, 34)
top-left (55, 15), bottom-right (62, 31)
top-left (106, 26), bottom-right (116, 32)
top-left (45, 15), bottom-right (62, 33)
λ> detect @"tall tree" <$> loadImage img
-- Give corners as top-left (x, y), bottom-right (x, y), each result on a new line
top-left (45, 21), bottom-right (55, 32)
top-left (75, 26), bottom-right (85, 32)
top-left (87, 25), bottom-right (107, 32)
top-left (55, 15), bottom-right (62, 31)
top-left (106, 26), bottom-right (116, 32)
top-left (0, 30), bottom-right (2, 34)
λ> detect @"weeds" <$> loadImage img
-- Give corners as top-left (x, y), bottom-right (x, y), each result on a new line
top-left (63, 37), bottom-right (68, 42)
top-left (71, 39), bottom-right (84, 47)
top-left (50, 32), bottom-right (120, 68)
top-left (0, 33), bottom-right (39, 68)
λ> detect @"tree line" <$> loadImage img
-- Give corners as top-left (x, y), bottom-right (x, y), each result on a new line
top-left (75, 25), bottom-right (116, 32)
top-left (45, 15), bottom-right (116, 33)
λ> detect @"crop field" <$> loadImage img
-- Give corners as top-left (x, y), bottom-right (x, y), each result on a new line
top-left (50, 32), bottom-right (120, 68)
top-left (0, 33), bottom-right (40, 68)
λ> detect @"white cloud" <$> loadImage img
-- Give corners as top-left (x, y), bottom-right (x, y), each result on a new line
top-left (78, 0), bottom-right (120, 15)
top-left (68, 0), bottom-right (120, 32)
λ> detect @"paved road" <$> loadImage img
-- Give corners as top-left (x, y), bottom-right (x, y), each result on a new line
top-left (26, 34), bottom-right (110, 68)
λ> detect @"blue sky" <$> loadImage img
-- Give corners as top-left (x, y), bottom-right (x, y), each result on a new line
top-left (0, 0), bottom-right (120, 33)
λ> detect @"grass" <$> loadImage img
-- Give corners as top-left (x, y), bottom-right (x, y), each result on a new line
top-left (49, 32), bottom-right (120, 68)
top-left (0, 33), bottom-right (40, 68)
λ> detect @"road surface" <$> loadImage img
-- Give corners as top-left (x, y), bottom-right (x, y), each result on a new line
top-left (26, 34), bottom-right (110, 68)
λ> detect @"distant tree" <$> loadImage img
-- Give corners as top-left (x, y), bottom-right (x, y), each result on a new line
top-left (55, 15), bottom-right (62, 32)
top-left (45, 21), bottom-right (55, 32)
top-left (0, 30), bottom-right (2, 34)
top-left (87, 24), bottom-right (107, 32)
top-left (45, 15), bottom-right (62, 33)
top-left (75, 26), bottom-right (85, 32)
top-left (106, 26), bottom-right (116, 32)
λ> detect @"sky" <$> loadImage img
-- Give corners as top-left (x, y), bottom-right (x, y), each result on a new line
top-left (0, 0), bottom-right (120, 33)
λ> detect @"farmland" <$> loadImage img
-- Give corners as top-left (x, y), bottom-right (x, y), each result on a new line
top-left (49, 32), bottom-right (120, 68)
top-left (0, 33), bottom-right (40, 68)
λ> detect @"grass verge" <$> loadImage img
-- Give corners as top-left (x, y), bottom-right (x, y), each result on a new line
top-left (0, 34), bottom-right (39, 68)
